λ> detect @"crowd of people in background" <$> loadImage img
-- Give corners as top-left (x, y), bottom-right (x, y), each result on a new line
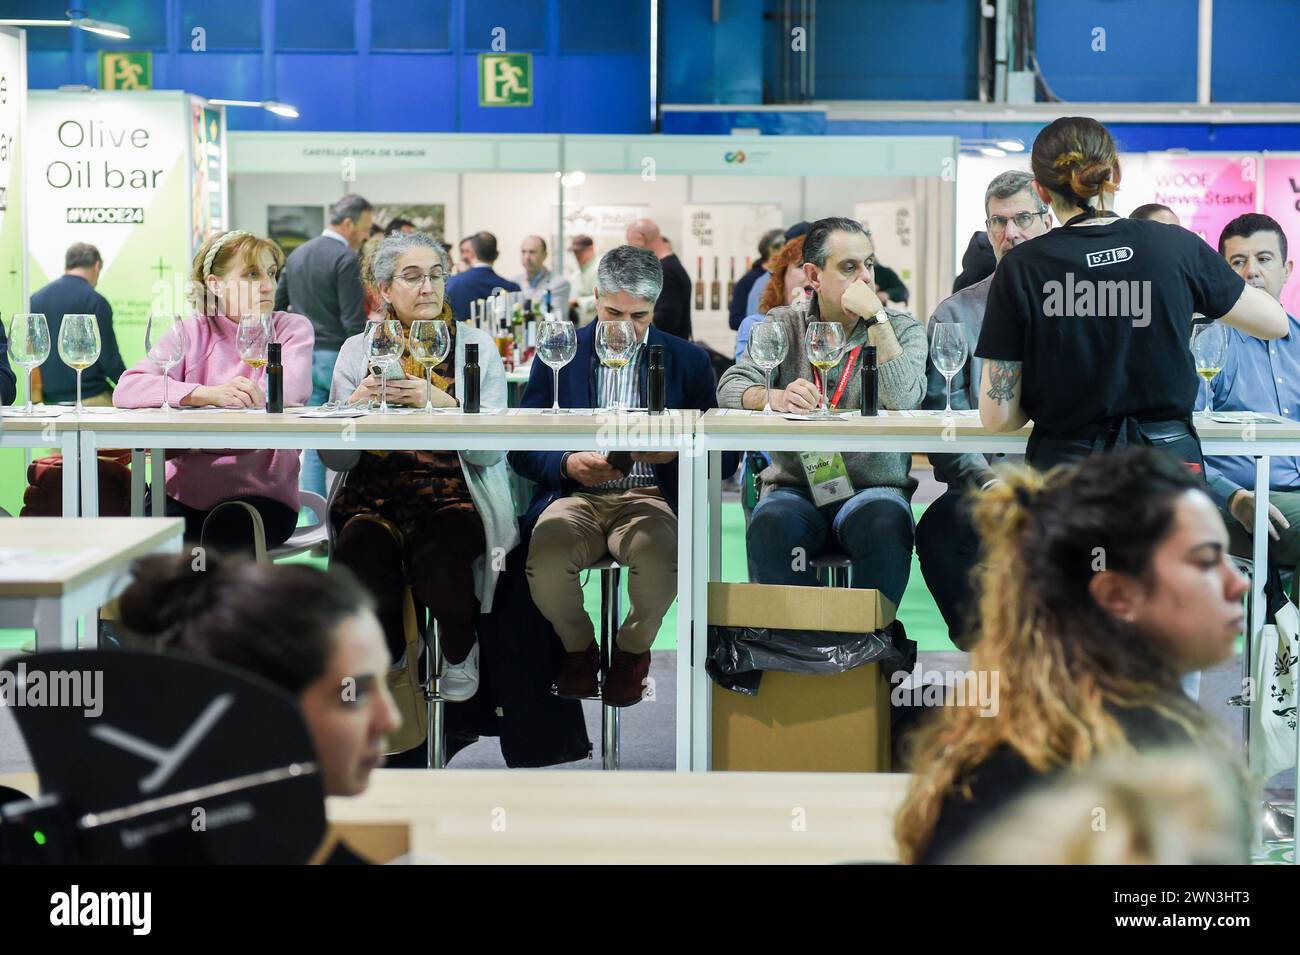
top-left (4, 113), bottom-right (1293, 864)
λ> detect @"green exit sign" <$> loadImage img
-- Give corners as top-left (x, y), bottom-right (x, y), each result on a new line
top-left (99, 51), bottom-right (152, 90)
top-left (479, 53), bottom-right (532, 107)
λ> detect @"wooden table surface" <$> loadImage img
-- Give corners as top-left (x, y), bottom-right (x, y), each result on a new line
top-left (2, 767), bottom-right (909, 864)
top-left (326, 768), bottom-right (910, 864)
top-left (0, 518), bottom-right (184, 598)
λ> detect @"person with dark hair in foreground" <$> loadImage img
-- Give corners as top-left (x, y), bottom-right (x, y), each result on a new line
top-left (117, 554), bottom-right (401, 864)
top-left (896, 448), bottom-right (1252, 864)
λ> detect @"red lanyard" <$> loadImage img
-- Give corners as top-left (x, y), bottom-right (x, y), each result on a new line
top-left (824, 346), bottom-right (862, 410)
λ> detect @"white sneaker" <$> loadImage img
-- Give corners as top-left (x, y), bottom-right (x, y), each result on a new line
top-left (439, 642), bottom-right (480, 702)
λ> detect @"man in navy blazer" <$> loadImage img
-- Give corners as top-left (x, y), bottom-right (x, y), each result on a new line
top-left (444, 231), bottom-right (520, 321)
top-left (510, 246), bottom-right (731, 708)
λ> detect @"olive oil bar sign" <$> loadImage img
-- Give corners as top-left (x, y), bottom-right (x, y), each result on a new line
top-left (26, 90), bottom-right (194, 336)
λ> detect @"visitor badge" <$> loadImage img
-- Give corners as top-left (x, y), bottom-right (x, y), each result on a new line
top-left (799, 451), bottom-right (853, 508)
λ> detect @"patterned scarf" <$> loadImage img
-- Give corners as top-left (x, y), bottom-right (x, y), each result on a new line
top-left (394, 301), bottom-right (458, 394)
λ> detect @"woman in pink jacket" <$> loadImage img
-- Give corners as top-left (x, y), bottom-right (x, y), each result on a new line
top-left (114, 230), bottom-right (313, 552)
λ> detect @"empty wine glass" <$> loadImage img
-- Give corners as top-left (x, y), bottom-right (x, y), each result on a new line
top-left (930, 322), bottom-right (970, 415)
top-left (366, 319), bottom-right (406, 413)
top-left (1190, 321), bottom-right (1228, 416)
top-left (58, 313), bottom-right (101, 413)
top-left (804, 321), bottom-right (845, 416)
top-left (537, 315), bottom-right (578, 414)
top-left (236, 314), bottom-right (271, 389)
top-left (595, 319), bottom-right (637, 411)
top-left (145, 314), bottom-right (188, 412)
top-left (8, 313), bottom-right (50, 417)
top-left (408, 319), bottom-right (452, 412)
top-left (747, 321), bottom-right (789, 415)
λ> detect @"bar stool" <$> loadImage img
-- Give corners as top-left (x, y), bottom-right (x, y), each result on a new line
top-left (810, 551), bottom-right (853, 589)
top-left (536, 556), bottom-right (624, 769)
top-left (585, 555), bottom-right (624, 771)
top-left (425, 558), bottom-right (627, 771)
top-left (424, 618), bottom-right (447, 769)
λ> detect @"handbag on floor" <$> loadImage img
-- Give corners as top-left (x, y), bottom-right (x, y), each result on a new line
top-left (384, 586), bottom-right (429, 756)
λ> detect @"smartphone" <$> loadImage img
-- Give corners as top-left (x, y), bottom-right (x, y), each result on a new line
top-left (372, 361), bottom-right (405, 381)
top-left (605, 451), bottom-right (634, 475)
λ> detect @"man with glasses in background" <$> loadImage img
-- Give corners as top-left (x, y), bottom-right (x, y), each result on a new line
top-left (915, 170), bottom-right (1052, 648)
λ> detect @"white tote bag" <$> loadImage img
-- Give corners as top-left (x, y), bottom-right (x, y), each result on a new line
top-left (1251, 587), bottom-right (1299, 779)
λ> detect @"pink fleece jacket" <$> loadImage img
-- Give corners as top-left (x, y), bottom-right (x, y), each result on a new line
top-left (113, 311), bottom-right (314, 512)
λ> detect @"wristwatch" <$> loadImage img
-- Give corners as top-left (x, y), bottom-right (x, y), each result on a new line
top-left (862, 313), bottom-right (884, 331)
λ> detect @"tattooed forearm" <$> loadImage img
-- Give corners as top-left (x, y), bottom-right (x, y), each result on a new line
top-left (985, 360), bottom-right (1021, 404)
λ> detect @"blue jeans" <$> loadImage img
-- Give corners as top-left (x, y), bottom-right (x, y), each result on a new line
top-left (300, 347), bottom-right (340, 505)
top-left (747, 485), bottom-right (915, 607)
top-left (915, 488), bottom-right (982, 649)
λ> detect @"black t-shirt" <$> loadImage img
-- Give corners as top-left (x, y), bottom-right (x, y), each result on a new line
top-left (917, 702), bottom-right (1195, 864)
top-left (975, 218), bottom-right (1245, 435)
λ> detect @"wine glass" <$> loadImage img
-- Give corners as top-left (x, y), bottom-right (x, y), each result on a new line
top-left (747, 320), bottom-right (789, 415)
top-left (366, 319), bottom-right (406, 413)
top-left (236, 315), bottom-right (271, 389)
top-left (1190, 321), bottom-right (1228, 416)
top-left (930, 323), bottom-right (970, 415)
top-left (145, 314), bottom-right (188, 412)
top-left (537, 315), bottom-right (578, 415)
top-left (408, 319), bottom-right (452, 413)
top-left (58, 313), bottom-right (101, 413)
top-left (8, 313), bottom-right (50, 417)
top-left (804, 321), bottom-right (845, 416)
top-left (595, 319), bottom-right (637, 411)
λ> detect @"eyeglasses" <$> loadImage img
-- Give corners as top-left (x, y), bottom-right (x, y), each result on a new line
top-left (986, 211), bottom-right (1048, 234)
top-left (394, 269), bottom-right (447, 289)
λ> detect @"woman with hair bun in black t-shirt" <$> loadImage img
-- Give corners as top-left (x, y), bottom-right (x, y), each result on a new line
top-left (976, 116), bottom-right (1288, 471)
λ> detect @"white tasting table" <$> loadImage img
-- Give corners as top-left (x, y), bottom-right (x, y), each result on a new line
top-left (0, 517), bottom-right (184, 650)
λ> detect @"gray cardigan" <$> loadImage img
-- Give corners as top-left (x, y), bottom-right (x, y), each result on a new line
top-left (319, 322), bottom-right (520, 612)
top-left (717, 301), bottom-right (928, 498)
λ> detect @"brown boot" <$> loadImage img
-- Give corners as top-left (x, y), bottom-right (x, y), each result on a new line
top-left (602, 649), bottom-right (651, 707)
top-left (554, 643), bottom-right (600, 699)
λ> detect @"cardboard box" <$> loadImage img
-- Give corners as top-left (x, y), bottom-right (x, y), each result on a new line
top-left (709, 582), bottom-right (896, 772)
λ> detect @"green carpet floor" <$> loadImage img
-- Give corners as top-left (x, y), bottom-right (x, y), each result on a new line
top-left (0, 501), bottom-right (953, 654)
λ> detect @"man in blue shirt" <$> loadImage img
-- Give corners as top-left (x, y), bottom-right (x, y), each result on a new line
top-left (29, 243), bottom-right (126, 405)
top-left (1203, 213), bottom-right (1300, 563)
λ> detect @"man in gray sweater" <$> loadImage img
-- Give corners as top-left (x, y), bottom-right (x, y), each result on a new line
top-left (274, 193), bottom-right (373, 497)
top-left (915, 171), bottom-right (1050, 647)
top-left (717, 217), bottom-right (927, 607)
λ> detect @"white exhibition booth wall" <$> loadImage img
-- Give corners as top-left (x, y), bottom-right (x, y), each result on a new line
top-left (227, 133), bottom-right (959, 355)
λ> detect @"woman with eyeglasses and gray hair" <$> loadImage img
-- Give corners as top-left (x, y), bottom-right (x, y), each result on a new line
top-left (320, 231), bottom-right (519, 708)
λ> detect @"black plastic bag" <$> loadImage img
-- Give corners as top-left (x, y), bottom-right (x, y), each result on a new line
top-left (707, 618), bottom-right (916, 696)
